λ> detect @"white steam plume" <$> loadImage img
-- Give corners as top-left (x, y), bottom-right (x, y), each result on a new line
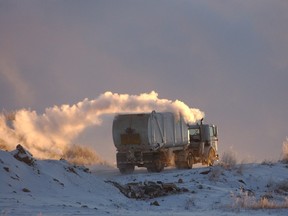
top-left (0, 91), bottom-right (204, 162)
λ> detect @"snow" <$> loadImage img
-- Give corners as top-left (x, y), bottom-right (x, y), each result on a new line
top-left (1, 148), bottom-right (288, 216)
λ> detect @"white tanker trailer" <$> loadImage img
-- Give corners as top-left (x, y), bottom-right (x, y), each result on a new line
top-left (112, 111), bottom-right (218, 174)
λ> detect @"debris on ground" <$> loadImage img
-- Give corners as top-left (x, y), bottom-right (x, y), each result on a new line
top-left (106, 180), bottom-right (189, 199)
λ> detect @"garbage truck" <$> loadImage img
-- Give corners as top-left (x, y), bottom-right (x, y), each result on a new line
top-left (112, 111), bottom-right (218, 174)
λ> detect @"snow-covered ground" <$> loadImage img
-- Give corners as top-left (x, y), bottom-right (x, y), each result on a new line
top-left (1, 147), bottom-right (288, 216)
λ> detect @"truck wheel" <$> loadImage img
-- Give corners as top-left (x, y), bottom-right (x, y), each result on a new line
top-left (207, 149), bottom-right (215, 166)
top-left (174, 151), bottom-right (190, 169)
top-left (175, 161), bottom-right (183, 169)
top-left (147, 160), bottom-right (164, 172)
top-left (119, 165), bottom-right (135, 174)
top-left (186, 152), bottom-right (194, 169)
top-left (154, 160), bottom-right (164, 172)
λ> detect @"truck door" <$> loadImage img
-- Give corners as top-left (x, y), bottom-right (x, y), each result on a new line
top-left (209, 125), bottom-right (218, 152)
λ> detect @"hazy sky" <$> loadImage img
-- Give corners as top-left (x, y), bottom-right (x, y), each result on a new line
top-left (1, 0), bottom-right (287, 162)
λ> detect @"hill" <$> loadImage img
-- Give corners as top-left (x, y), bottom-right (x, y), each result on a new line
top-left (1, 146), bottom-right (288, 215)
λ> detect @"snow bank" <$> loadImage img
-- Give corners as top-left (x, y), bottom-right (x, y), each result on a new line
top-left (1, 146), bottom-right (288, 216)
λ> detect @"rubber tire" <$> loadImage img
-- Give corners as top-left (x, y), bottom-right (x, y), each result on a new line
top-left (146, 160), bottom-right (164, 172)
top-left (186, 152), bottom-right (194, 169)
top-left (207, 149), bottom-right (215, 166)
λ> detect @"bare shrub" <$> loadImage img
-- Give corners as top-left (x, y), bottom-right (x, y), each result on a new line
top-left (62, 145), bottom-right (104, 165)
top-left (282, 137), bottom-right (288, 163)
top-left (219, 151), bottom-right (237, 169)
top-left (232, 191), bottom-right (288, 209)
top-left (261, 160), bottom-right (275, 166)
top-left (250, 197), bottom-right (288, 209)
top-left (232, 191), bottom-right (254, 209)
top-left (231, 180), bottom-right (288, 210)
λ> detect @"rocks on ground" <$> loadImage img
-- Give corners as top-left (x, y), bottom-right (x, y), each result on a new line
top-left (107, 180), bottom-right (189, 199)
top-left (11, 144), bottom-right (35, 166)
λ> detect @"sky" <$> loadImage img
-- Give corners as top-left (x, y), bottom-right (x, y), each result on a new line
top-left (0, 0), bottom-right (288, 163)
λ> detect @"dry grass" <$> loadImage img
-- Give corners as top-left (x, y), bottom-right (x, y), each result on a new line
top-left (250, 197), bottom-right (288, 209)
top-left (232, 192), bottom-right (288, 210)
top-left (219, 151), bottom-right (237, 169)
top-left (231, 180), bottom-right (288, 210)
top-left (261, 160), bottom-right (275, 166)
top-left (62, 145), bottom-right (104, 165)
top-left (231, 191), bottom-right (255, 209)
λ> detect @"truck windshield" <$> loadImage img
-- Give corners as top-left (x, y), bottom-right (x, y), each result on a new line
top-left (190, 129), bottom-right (199, 136)
top-left (189, 128), bottom-right (200, 142)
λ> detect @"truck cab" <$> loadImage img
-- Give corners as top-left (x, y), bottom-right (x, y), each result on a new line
top-left (188, 123), bottom-right (219, 165)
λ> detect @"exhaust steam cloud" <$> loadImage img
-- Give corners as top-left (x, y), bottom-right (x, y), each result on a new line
top-left (0, 91), bottom-right (204, 164)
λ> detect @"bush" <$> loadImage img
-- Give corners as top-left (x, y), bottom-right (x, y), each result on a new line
top-left (250, 197), bottom-right (288, 209)
top-left (219, 151), bottom-right (237, 169)
top-left (231, 191), bottom-right (288, 209)
top-left (62, 145), bottom-right (103, 165)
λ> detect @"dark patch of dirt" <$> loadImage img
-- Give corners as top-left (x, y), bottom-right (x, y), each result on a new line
top-left (22, 188), bottom-right (31, 192)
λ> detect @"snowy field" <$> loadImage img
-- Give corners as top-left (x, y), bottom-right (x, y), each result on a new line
top-left (1, 147), bottom-right (288, 216)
